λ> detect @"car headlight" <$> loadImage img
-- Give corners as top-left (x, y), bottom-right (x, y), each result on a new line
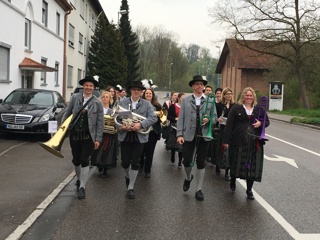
top-left (39, 114), bottom-right (50, 122)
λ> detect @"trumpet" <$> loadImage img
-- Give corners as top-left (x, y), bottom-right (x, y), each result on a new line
top-left (113, 105), bottom-right (152, 134)
top-left (155, 109), bottom-right (167, 127)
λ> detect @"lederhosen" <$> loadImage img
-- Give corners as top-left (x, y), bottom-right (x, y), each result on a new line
top-left (70, 109), bottom-right (94, 167)
top-left (120, 100), bottom-right (145, 171)
top-left (182, 97), bottom-right (210, 169)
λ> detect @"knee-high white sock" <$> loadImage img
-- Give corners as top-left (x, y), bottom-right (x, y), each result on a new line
top-left (196, 169), bottom-right (205, 191)
top-left (80, 166), bottom-right (89, 189)
top-left (124, 167), bottom-right (130, 179)
top-left (75, 165), bottom-right (81, 180)
top-left (184, 167), bottom-right (192, 181)
top-left (128, 169), bottom-right (138, 190)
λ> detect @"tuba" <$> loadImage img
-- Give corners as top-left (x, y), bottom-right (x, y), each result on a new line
top-left (38, 115), bottom-right (72, 158)
top-left (103, 115), bottom-right (117, 134)
top-left (114, 105), bottom-right (152, 134)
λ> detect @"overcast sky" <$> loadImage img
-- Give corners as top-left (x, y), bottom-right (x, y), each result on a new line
top-left (100, 0), bottom-right (225, 57)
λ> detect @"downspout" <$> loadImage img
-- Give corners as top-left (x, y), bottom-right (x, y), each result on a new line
top-left (62, 9), bottom-right (71, 100)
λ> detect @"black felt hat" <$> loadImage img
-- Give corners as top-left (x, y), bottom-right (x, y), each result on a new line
top-left (128, 81), bottom-right (146, 90)
top-left (189, 75), bottom-right (208, 87)
top-left (79, 76), bottom-right (99, 88)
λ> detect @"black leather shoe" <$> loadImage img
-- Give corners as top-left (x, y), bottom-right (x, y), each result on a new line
top-left (183, 174), bottom-right (193, 192)
top-left (230, 179), bottom-right (236, 191)
top-left (145, 173), bottom-right (151, 178)
top-left (246, 190), bottom-right (255, 200)
top-left (78, 187), bottom-right (86, 199)
top-left (76, 180), bottom-right (80, 191)
top-left (195, 190), bottom-right (204, 201)
top-left (125, 177), bottom-right (130, 188)
top-left (127, 189), bottom-right (135, 199)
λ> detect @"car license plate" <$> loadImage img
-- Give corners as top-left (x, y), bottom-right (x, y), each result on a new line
top-left (6, 124), bottom-right (25, 130)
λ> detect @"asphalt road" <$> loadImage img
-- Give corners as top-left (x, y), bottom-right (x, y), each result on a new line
top-left (1, 92), bottom-right (319, 240)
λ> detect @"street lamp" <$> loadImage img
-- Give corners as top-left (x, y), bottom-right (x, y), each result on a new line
top-left (216, 46), bottom-right (221, 87)
top-left (169, 63), bottom-right (173, 90)
top-left (118, 10), bottom-right (128, 26)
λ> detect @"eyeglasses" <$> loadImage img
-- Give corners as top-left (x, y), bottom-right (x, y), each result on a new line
top-left (225, 92), bottom-right (233, 95)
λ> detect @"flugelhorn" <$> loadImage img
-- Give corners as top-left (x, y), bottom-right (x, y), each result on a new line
top-left (155, 108), bottom-right (167, 127)
top-left (113, 105), bottom-right (152, 134)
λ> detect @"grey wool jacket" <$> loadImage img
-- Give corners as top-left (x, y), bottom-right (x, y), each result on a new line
top-left (62, 93), bottom-right (104, 143)
top-left (176, 94), bottom-right (217, 142)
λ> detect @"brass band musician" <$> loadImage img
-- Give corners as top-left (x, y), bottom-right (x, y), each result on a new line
top-left (176, 75), bottom-right (217, 201)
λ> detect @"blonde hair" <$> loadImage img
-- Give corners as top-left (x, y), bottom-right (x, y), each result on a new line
top-left (221, 87), bottom-right (234, 104)
top-left (100, 91), bottom-right (114, 105)
top-left (238, 87), bottom-right (257, 106)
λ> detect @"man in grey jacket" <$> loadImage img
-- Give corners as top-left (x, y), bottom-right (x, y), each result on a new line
top-left (117, 80), bottom-right (157, 199)
top-left (177, 75), bottom-right (217, 201)
top-left (62, 76), bottom-right (104, 199)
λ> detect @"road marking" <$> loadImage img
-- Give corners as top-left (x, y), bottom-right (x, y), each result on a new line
top-left (5, 171), bottom-right (76, 240)
top-left (238, 180), bottom-right (320, 239)
top-left (0, 142), bottom-right (27, 157)
top-left (264, 154), bottom-right (298, 168)
top-left (266, 134), bottom-right (320, 157)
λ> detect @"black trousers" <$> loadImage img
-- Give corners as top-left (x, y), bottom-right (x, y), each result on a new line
top-left (69, 130), bottom-right (94, 167)
top-left (140, 131), bottom-right (159, 174)
top-left (120, 141), bottom-right (145, 170)
top-left (182, 137), bottom-right (210, 169)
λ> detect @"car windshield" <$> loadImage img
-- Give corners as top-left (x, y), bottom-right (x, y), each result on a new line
top-left (4, 91), bottom-right (53, 106)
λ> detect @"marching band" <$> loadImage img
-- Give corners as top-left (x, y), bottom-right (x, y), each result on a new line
top-left (41, 75), bottom-right (269, 201)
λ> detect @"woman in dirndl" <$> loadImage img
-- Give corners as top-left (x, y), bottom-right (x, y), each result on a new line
top-left (166, 92), bottom-right (185, 168)
top-left (222, 87), bottom-right (269, 200)
top-left (91, 91), bottom-right (117, 177)
top-left (214, 87), bottom-right (235, 181)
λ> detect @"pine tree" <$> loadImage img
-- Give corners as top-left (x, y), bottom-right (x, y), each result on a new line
top-left (87, 13), bottom-right (127, 89)
top-left (119, 0), bottom-right (141, 87)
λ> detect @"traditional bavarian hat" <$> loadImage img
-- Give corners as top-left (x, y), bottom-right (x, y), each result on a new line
top-left (127, 80), bottom-right (146, 90)
top-left (189, 75), bottom-right (208, 87)
top-left (79, 76), bottom-right (99, 88)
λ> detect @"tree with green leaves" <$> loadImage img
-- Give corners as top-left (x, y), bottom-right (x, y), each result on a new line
top-left (210, 0), bottom-right (320, 109)
top-left (119, 0), bottom-right (141, 87)
top-left (87, 13), bottom-right (127, 89)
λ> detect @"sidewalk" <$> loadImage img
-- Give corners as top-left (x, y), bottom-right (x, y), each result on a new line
top-left (267, 112), bottom-right (293, 123)
top-left (268, 112), bottom-right (320, 130)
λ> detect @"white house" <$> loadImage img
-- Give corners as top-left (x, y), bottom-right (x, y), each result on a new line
top-left (0, 0), bottom-right (72, 100)
top-left (65, 0), bottom-right (103, 101)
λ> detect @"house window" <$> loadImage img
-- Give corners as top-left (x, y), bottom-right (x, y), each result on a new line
top-left (89, 10), bottom-right (92, 28)
top-left (67, 65), bottom-right (73, 87)
top-left (41, 58), bottom-right (47, 85)
top-left (69, 24), bottom-right (75, 47)
top-left (42, 1), bottom-right (48, 27)
top-left (78, 69), bottom-right (82, 81)
top-left (0, 45), bottom-right (10, 81)
top-left (79, 33), bottom-right (83, 53)
top-left (80, 0), bottom-right (85, 19)
top-left (55, 62), bottom-right (59, 86)
top-left (56, 12), bottom-right (60, 35)
top-left (25, 18), bottom-right (31, 50)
